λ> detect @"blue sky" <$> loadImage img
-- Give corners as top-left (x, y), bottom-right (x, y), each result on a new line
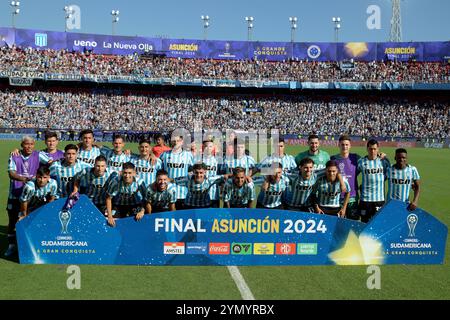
top-left (0, 0), bottom-right (449, 42)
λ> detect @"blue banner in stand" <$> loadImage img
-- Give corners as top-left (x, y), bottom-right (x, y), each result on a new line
top-left (16, 196), bottom-right (447, 266)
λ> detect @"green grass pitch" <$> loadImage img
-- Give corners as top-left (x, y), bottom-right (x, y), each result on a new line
top-left (0, 140), bottom-right (448, 300)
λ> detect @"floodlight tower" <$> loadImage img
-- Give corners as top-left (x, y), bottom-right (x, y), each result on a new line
top-left (111, 10), bottom-right (120, 36)
top-left (390, 0), bottom-right (402, 42)
top-left (201, 15), bottom-right (210, 40)
top-left (245, 16), bottom-right (254, 41)
top-left (11, 1), bottom-right (20, 29)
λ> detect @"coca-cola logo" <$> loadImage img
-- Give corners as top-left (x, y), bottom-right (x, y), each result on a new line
top-left (209, 243), bottom-right (230, 255)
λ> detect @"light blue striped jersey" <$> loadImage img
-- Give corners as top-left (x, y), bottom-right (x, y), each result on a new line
top-left (175, 175), bottom-right (224, 207)
top-left (146, 183), bottom-right (177, 210)
top-left (223, 155), bottom-right (256, 176)
top-left (8, 151), bottom-right (51, 199)
top-left (257, 154), bottom-right (298, 176)
top-left (195, 155), bottom-right (220, 201)
top-left (386, 165), bottom-right (420, 202)
top-left (130, 155), bottom-right (162, 187)
top-left (357, 156), bottom-right (390, 202)
top-left (76, 168), bottom-right (116, 205)
top-left (313, 176), bottom-right (350, 207)
top-left (78, 146), bottom-right (102, 167)
top-left (223, 180), bottom-right (255, 207)
top-left (107, 176), bottom-right (147, 206)
top-left (256, 175), bottom-right (290, 208)
top-left (286, 171), bottom-right (325, 207)
top-left (20, 179), bottom-right (59, 210)
top-left (160, 150), bottom-right (193, 199)
top-left (50, 160), bottom-right (90, 197)
top-left (101, 147), bottom-right (131, 173)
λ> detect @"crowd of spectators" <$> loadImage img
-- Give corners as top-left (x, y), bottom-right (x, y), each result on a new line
top-left (0, 88), bottom-right (448, 139)
top-left (0, 46), bottom-right (448, 83)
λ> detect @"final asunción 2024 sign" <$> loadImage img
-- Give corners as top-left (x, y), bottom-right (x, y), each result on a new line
top-left (16, 195), bottom-right (447, 266)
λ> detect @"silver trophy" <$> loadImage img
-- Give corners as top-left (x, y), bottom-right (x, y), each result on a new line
top-left (407, 214), bottom-right (418, 237)
top-left (59, 210), bottom-right (71, 234)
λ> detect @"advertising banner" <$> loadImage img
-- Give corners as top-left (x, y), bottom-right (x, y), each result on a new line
top-left (66, 32), bottom-right (160, 55)
top-left (422, 41), bottom-right (450, 62)
top-left (376, 42), bottom-right (424, 61)
top-left (203, 40), bottom-right (249, 60)
top-left (337, 42), bottom-right (377, 61)
top-left (0, 27), bottom-right (446, 62)
top-left (249, 42), bottom-right (292, 61)
top-left (293, 42), bottom-right (337, 61)
top-left (14, 28), bottom-right (67, 50)
top-left (17, 196), bottom-right (447, 266)
top-left (162, 38), bottom-right (204, 58)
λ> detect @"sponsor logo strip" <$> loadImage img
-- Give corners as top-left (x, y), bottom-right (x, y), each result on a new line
top-left (186, 242), bottom-right (207, 255)
top-left (297, 243), bottom-right (318, 255)
top-left (209, 242), bottom-right (230, 255)
top-left (253, 243), bottom-right (274, 255)
top-left (163, 242), bottom-right (185, 255)
top-left (276, 243), bottom-right (296, 255)
top-left (231, 243), bottom-right (252, 255)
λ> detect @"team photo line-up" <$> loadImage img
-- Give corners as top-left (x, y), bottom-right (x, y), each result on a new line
top-left (4, 129), bottom-right (420, 257)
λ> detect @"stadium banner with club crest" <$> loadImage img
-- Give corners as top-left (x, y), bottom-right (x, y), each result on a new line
top-left (14, 28), bottom-right (67, 50)
top-left (293, 42), bottom-right (338, 61)
top-left (16, 195), bottom-right (447, 266)
top-left (2, 28), bottom-right (448, 62)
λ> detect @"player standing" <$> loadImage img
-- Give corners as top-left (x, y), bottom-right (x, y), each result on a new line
top-left (223, 139), bottom-right (256, 176)
top-left (357, 139), bottom-right (390, 223)
top-left (160, 135), bottom-right (193, 210)
top-left (100, 135), bottom-right (131, 174)
top-left (386, 148), bottom-right (421, 210)
top-left (50, 144), bottom-right (91, 198)
top-left (77, 129), bottom-right (102, 167)
top-left (42, 131), bottom-right (65, 161)
top-left (198, 140), bottom-right (221, 208)
top-left (295, 134), bottom-right (330, 171)
top-left (152, 134), bottom-right (171, 158)
top-left (330, 135), bottom-right (361, 220)
top-left (5, 136), bottom-right (52, 257)
top-left (286, 158), bottom-right (322, 212)
top-left (256, 138), bottom-right (297, 176)
top-left (130, 139), bottom-right (162, 187)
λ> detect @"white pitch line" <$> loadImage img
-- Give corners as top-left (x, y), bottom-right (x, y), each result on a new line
top-left (227, 266), bottom-right (255, 300)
